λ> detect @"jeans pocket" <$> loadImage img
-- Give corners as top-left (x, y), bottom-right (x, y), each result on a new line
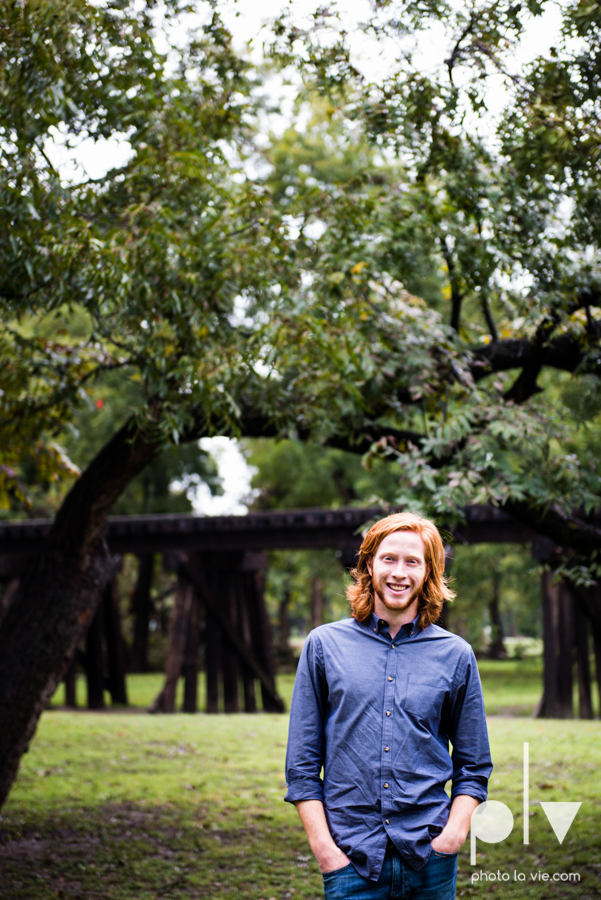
top-left (431, 849), bottom-right (458, 858)
top-left (322, 862), bottom-right (353, 879)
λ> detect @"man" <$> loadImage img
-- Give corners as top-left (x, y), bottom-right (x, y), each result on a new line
top-left (285, 512), bottom-right (492, 899)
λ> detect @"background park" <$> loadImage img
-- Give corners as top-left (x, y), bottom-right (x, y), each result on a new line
top-left (1, 0), bottom-right (601, 897)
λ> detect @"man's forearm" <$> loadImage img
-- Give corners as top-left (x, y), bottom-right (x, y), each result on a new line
top-left (431, 794), bottom-right (480, 854)
top-left (294, 800), bottom-right (350, 873)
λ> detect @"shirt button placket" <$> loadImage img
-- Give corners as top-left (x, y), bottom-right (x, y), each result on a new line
top-left (382, 635), bottom-right (397, 825)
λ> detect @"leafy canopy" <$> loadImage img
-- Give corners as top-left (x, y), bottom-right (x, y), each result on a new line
top-left (2, 0), bottom-right (601, 579)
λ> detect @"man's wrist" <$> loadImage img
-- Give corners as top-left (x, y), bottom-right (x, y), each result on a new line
top-left (313, 842), bottom-right (350, 873)
top-left (431, 823), bottom-right (468, 853)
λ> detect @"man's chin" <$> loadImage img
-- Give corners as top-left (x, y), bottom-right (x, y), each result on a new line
top-left (376, 592), bottom-right (417, 613)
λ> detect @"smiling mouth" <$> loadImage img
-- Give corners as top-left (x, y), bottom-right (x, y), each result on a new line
top-left (387, 583), bottom-right (410, 593)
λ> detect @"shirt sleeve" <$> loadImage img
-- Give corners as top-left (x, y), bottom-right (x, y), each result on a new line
top-left (284, 631), bottom-right (328, 804)
top-left (448, 648), bottom-right (492, 802)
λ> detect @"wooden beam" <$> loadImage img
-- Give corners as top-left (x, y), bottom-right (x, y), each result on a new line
top-left (103, 576), bottom-right (128, 706)
top-left (150, 573), bottom-right (193, 713)
top-left (222, 574), bottom-right (240, 714)
top-left (539, 571), bottom-right (559, 718)
top-left (131, 554), bottom-right (154, 673)
top-left (85, 603), bottom-right (105, 710)
top-left (574, 600), bottom-right (593, 719)
top-left (0, 504), bottom-right (546, 566)
top-left (182, 590), bottom-right (201, 713)
top-left (557, 582), bottom-right (574, 718)
top-left (182, 557), bottom-right (284, 713)
top-left (205, 605), bottom-right (221, 714)
top-left (64, 657), bottom-right (77, 708)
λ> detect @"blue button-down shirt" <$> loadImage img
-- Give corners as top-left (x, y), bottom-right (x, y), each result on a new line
top-left (284, 613), bottom-right (492, 881)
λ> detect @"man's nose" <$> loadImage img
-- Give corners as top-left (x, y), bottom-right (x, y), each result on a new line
top-left (390, 560), bottom-right (408, 578)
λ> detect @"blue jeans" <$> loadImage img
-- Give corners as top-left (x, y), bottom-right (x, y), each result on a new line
top-left (322, 846), bottom-right (458, 900)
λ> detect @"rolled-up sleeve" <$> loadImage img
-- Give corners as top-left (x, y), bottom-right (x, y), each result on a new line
top-left (448, 648), bottom-right (492, 802)
top-left (284, 632), bottom-right (328, 804)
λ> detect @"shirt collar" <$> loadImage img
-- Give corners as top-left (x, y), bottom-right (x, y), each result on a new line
top-left (368, 611), bottom-right (420, 639)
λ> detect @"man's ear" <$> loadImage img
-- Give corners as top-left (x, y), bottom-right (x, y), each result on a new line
top-left (366, 557), bottom-right (373, 576)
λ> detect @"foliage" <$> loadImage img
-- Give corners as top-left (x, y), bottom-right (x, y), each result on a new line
top-left (451, 543), bottom-right (541, 650)
top-left (0, 707), bottom-right (599, 898)
top-left (0, 0), bottom-right (292, 508)
top-left (264, 0), bottom-right (601, 575)
top-left (244, 437), bottom-right (400, 509)
top-left (3, 0), bottom-right (601, 579)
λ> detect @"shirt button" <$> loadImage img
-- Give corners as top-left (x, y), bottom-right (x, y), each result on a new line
top-left (388, 676), bottom-right (393, 681)
top-left (391, 644), bottom-right (395, 649)
top-left (384, 783), bottom-right (389, 788)
top-left (384, 746), bottom-right (389, 752)
top-left (374, 628), bottom-right (377, 632)
top-left (386, 711), bottom-right (391, 716)
top-left (386, 819), bottom-right (390, 825)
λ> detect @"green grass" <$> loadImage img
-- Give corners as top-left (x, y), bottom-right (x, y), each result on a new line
top-left (2, 666), bottom-right (599, 899)
top-left (478, 659), bottom-right (545, 717)
top-left (52, 658), bottom-right (546, 717)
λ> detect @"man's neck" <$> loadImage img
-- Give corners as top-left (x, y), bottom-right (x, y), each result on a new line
top-left (373, 598), bottom-right (418, 639)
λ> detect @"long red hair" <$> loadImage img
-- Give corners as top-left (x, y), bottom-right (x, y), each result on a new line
top-left (346, 512), bottom-right (454, 629)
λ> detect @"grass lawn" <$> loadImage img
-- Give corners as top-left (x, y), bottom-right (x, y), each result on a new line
top-left (1, 665), bottom-right (599, 899)
top-left (50, 657), bottom-right (550, 718)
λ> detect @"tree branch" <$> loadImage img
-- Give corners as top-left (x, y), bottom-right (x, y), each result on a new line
top-left (480, 292), bottom-right (498, 343)
top-left (440, 236), bottom-right (463, 331)
top-left (504, 500), bottom-right (601, 557)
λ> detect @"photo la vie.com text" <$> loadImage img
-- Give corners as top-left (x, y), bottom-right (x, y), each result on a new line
top-left (468, 742), bottom-right (583, 886)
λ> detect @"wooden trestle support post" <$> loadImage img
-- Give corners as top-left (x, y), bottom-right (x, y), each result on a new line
top-left (81, 560), bottom-right (129, 710)
top-left (150, 550), bottom-right (284, 714)
top-left (537, 570), bottom-right (596, 719)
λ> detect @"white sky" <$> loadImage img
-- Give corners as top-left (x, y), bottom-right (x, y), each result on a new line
top-left (51, 0), bottom-right (565, 514)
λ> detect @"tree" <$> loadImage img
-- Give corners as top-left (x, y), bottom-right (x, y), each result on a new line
top-left (266, 0), bottom-right (601, 557)
top-left (2, 0), bottom-right (601, 807)
top-left (0, 0), bottom-right (296, 805)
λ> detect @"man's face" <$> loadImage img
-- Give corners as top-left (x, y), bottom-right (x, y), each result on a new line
top-left (366, 530), bottom-right (430, 618)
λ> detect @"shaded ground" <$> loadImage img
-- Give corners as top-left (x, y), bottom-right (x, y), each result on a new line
top-left (1, 683), bottom-right (600, 899)
top-left (0, 801), bottom-right (314, 899)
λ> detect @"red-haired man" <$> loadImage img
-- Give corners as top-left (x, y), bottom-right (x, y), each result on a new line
top-left (285, 513), bottom-right (492, 899)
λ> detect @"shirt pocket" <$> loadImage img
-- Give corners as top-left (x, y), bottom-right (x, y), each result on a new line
top-left (402, 675), bottom-right (447, 721)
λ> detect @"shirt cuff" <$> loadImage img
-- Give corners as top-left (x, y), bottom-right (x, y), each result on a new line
top-left (284, 776), bottom-right (324, 804)
top-left (450, 781), bottom-right (488, 803)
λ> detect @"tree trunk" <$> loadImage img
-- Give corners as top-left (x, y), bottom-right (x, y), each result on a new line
top-left (0, 419), bottom-right (159, 808)
top-left (131, 554), bottom-right (154, 673)
top-left (278, 590), bottom-right (290, 655)
top-left (488, 570), bottom-right (507, 660)
top-left (311, 576), bottom-right (323, 631)
top-left (539, 571), bottom-right (559, 718)
top-left (574, 600), bottom-right (593, 719)
top-left (594, 625), bottom-right (601, 719)
top-left (0, 577), bottom-right (20, 629)
top-left (557, 581), bottom-right (574, 718)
